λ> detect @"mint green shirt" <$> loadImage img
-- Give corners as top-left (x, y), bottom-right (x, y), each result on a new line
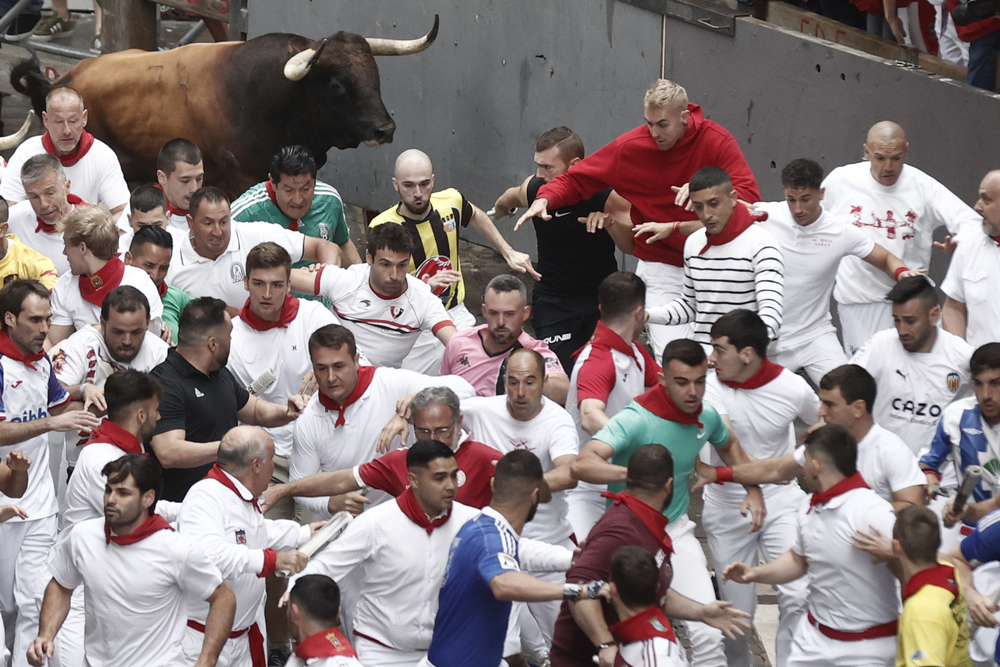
top-left (162, 284), bottom-right (193, 345)
top-left (595, 401), bottom-right (729, 523)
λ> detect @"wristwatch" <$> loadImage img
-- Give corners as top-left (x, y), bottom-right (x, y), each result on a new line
top-left (563, 580), bottom-right (607, 601)
top-left (597, 642), bottom-right (615, 651)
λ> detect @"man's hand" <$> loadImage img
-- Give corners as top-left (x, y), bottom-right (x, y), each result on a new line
top-left (47, 411), bottom-right (100, 433)
top-left (579, 212), bottom-right (614, 234)
top-left (967, 589), bottom-right (999, 627)
top-left (396, 394), bottom-right (417, 420)
top-left (852, 526), bottom-right (894, 562)
top-left (159, 322), bottom-right (174, 345)
top-left (377, 414), bottom-right (410, 453)
top-left (284, 395), bottom-right (307, 420)
top-left (515, 198), bottom-right (550, 231)
top-left (631, 221), bottom-right (675, 244)
top-left (81, 384), bottom-right (106, 413)
top-left (942, 497), bottom-right (971, 528)
top-left (722, 562), bottom-right (756, 584)
top-left (701, 600), bottom-right (752, 640)
top-left (888, 15), bottom-right (906, 43)
top-left (924, 472), bottom-right (940, 499)
top-left (274, 550), bottom-right (308, 576)
top-left (0, 504), bottom-right (28, 522)
top-left (5, 450), bottom-right (32, 473)
top-left (503, 249), bottom-right (542, 281)
top-left (298, 371), bottom-right (317, 398)
top-left (426, 269), bottom-right (462, 293)
top-left (690, 459), bottom-right (718, 493)
top-left (741, 486), bottom-right (766, 533)
top-left (327, 492), bottom-right (371, 516)
top-left (596, 644), bottom-right (618, 667)
top-left (259, 484), bottom-right (288, 514)
top-left (896, 268), bottom-right (927, 280)
top-left (672, 184), bottom-right (693, 211)
top-left (27, 635), bottom-right (54, 666)
top-left (307, 521), bottom-right (327, 536)
top-left (934, 235), bottom-right (959, 254)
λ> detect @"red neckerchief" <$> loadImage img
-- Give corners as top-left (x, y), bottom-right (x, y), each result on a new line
top-left (41, 130), bottom-right (95, 167)
top-left (317, 365), bottom-right (376, 427)
top-left (396, 486), bottom-right (453, 534)
top-left (85, 419), bottom-right (143, 455)
top-left (156, 279), bottom-right (168, 299)
top-left (602, 491), bottom-right (672, 556)
top-left (36, 194), bottom-right (86, 234)
top-left (576, 321), bottom-right (641, 367)
top-left (722, 359), bottom-right (784, 390)
top-left (104, 513), bottom-right (173, 545)
top-left (991, 235), bottom-right (1000, 247)
top-left (206, 464), bottom-right (262, 513)
top-left (79, 256), bottom-right (126, 307)
top-left (902, 562), bottom-right (959, 602)
top-left (808, 472), bottom-right (869, 512)
top-left (0, 330), bottom-right (44, 370)
top-left (609, 606), bottom-right (678, 644)
top-left (294, 628), bottom-right (358, 660)
top-left (265, 181), bottom-right (301, 231)
top-left (238, 294), bottom-right (300, 332)
top-left (635, 384), bottom-right (703, 428)
top-left (698, 203), bottom-right (766, 255)
top-left (155, 184), bottom-right (189, 217)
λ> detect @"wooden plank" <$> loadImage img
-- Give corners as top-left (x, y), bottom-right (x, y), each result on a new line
top-left (155, 0), bottom-right (232, 24)
top-left (102, 0), bottom-right (157, 53)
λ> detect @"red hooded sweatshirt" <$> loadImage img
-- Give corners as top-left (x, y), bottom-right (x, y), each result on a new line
top-left (537, 103), bottom-right (760, 267)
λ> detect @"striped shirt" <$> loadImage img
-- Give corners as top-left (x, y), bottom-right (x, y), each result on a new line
top-left (648, 224), bottom-right (784, 343)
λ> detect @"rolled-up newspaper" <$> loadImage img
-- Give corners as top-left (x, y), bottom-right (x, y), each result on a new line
top-left (247, 368), bottom-right (277, 396)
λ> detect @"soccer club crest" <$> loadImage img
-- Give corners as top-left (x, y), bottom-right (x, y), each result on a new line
top-left (947, 372), bottom-right (960, 393)
top-left (89, 274), bottom-right (104, 289)
top-left (235, 529), bottom-right (247, 545)
top-left (390, 305), bottom-right (405, 319)
top-left (231, 262), bottom-right (246, 283)
top-left (318, 223), bottom-right (330, 241)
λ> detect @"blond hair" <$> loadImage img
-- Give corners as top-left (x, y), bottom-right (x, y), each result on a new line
top-left (643, 79), bottom-right (688, 111)
top-left (57, 205), bottom-right (119, 260)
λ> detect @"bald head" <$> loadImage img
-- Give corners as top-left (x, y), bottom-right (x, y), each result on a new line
top-left (393, 149), bottom-right (435, 217)
top-left (866, 121), bottom-right (907, 148)
top-left (394, 149), bottom-right (433, 177)
top-left (863, 121), bottom-right (908, 186)
top-left (217, 425), bottom-right (273, 475)
top-left (976, 169), bottom-right (1000, 236)
top-left (46, 87), bottom-right (85, 113)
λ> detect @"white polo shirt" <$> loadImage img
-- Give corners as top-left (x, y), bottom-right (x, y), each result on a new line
top-left (822, 162), bottom-right (980, 305)
top-left (754, 202), bottom-right (875, 351)
top-left (703, 367), bottom-right (820, 505)
top-left (290, 368), bottom-right (475, 517)
top-left (167, 221), bottom-right (305, 309)
top-left (50, 266), bottom-right (163, 332)
top-left (292, 498), bottom-right (480, 652)
top-left (116, 217), bottom-right (187, 257)
top-left (228, 299), bottom-right (339, 457)
top-left (6, 200), bottom-right (70, 275)
top-left (49, 516), bottom-right (224, 667)
top-left (792, 486), bottom-right (898, 631)
top-left (313, 264), bottom-right (453, 368)
top-left (852, 328), bottom-right (974, 454)
top-left (178, 470), bottom-right (309, 631)
top-left (461, 395), bottom-right (579, 544)
top-left (941, 226), bottom-right (1000, 348)
top-left (0, 136), bottom-right (130, 210)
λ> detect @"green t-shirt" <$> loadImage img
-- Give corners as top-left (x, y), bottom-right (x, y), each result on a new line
top-left (594, 401), bottom-right (729, 523)
top-left (162, 284), bottom-right (193, 345)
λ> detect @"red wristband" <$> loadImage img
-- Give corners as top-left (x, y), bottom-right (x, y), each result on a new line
top-left (923, 469), bottom-right (942, 482)
top-left (258, 548), bottom-right (277, 578)
top-left (715, 466), bottom-right (734, 484)
top-left (672, 220), bottom-right (681, 235)
top-left (894, 266), bottom-right (910, 281)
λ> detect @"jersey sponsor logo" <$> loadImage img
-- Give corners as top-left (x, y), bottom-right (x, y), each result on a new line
top-left (458, 355), bottom-right (470, 367)
top-left (235, 529), bottom-right (247, 545)
top-left (553, 210), bottom-right (573, 218)
top-left (9, 408), bottom-right (49, 423)
top-left (964, 427), bottom-right (984, 436)
top-left (360, 299), bottom-right (371, 307)
top-left (543, 333), bottom-right (571, 344)
top-left (697, 430), bottom-right (708, 440)
top-left (230, 262), bottom-right (246, 284)
top-left (890, 398), bottom-right (942, 419)
top-left (497, 553), bottom-right (519, 571)
top-left (415, 255), bottom-right (454, 296)
top-left (390, 305), bottom-right (405, 320)
top-left (895, 369), bottom-right (909, 380)
top-left (10, 380), bottom-right (22, 388)
top-left (947, 372), bottom-right (960, 392)
top-left (194, 388), bottom-right (206, 398)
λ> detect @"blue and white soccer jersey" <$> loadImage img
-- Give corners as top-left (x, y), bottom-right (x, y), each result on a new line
top-left (426, 507), bottom-right (520, 667)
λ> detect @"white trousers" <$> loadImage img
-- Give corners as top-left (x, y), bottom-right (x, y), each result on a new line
top-left (566, 482), bottom-right (607, 542)
top-left (635, 260), bottom-right (690, 361)
top-left (935, 3), bottom-right (969, 65)
top-left (837, 302), bottom-right (893, 357)
top-left (769, 331), bottom-right (848, 386)
top-left (355, 635), bottom-right (426, 667)
top-left (402, 302), bottom-right (476, 375)
top-left (666, 514), bottom-right (726, 667)
top-left (786, 613), bottom-right (896, 667)
top-left (504, 535), bottom-right (575, 661)
top-left (702, 488), bottom-right (809, 667)
top-left (181, 624), bottom-right (254, 667)
top-left (0, 516), bottom-right (57, 667)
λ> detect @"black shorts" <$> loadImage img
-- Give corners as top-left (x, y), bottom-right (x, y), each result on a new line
top-left (531, 291), bottom-right (600, 373)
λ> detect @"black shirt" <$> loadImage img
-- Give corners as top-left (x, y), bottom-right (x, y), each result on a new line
top-left (149, 349), bottom-right (250, 501)
top-left (527, 176), bottom-right (616, 298)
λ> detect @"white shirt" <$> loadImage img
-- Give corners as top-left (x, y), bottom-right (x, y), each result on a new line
top-left (461, 395), bottom-right (579, 544)
top-left (703, 368), bottom-right (820, 504)
top-left (941, 226), bottom-right (1000, 348)
top-left (50, 265), bottom-right (163, 332)
top-left (49, 516), bottom-right (224, 667)
top-left (852, 328), bottom-right (974, 454)
top-left (0, 135), bottom-right (131, 209)
top-left (314, 264), bottom-right (453, 368)
top-left (290, 368), bottom-right (475, 517)
top-left (284, 655), bottom-right (363, 667)
top-left (822, 162), bottom-right (980, 305)
top-left (168, 221), bottom-right (305, 309)
top-left (755, 202), bottom-right (875, 351)
top-left (116, 216), bottom-right (187, 256)
top-left (6, 200), bottom-right (70, 275)
top-left (178, 470), bottom-right (309, 631)
top-left (792, 487), bottom-right (898, 631)
top-left (227, 300), bottom-right (339, 457)
top-left (293, 498), bottom-right (481, 652)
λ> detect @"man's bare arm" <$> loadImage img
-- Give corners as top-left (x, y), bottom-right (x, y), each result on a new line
top-left (579, 399), bottom-right (610, 437)
top-left (302, 236), bottom-right (342, 267)
top-left (150, 430), bottom-right (220, 468)
top-left (494, 176), bottom-right (532, 215)
top-left (0, 410), bottom-right (100, 448)
top-left (338, 239), bottom-right (362, 267)
top-left (194, 582), bottom-right (237, 667)
top-left (545, 455), bottom-right (578, 492)
top-left (542, 373), bottom-right (569, 406)
top-left (571, 440), bottom-right (626, 485)
top-left (27, 579), bottom-right (74, 666)
top-left (942, 297), bottom-right (968, 340)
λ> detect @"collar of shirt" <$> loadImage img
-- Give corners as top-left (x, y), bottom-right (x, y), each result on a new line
top-left (316, 365), bottom-right (377, 426)
top-left (86, 418), bottom-right (143, 455)
top-left (901, 562), bottom-right (958, 602)
top-left (481, 505), bottom-right (518, 537)
top-left (205, 464), bottom-right (262, 512)
top-left (182, 223), bottom-right (243, 264)
top-left (166, 348), bottom-right (220, 379)
top-left (808, 472), bottom-right (870, 512)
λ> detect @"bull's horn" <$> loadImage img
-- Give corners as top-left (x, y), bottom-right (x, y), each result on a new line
top-left (283, 38), bottom-right (330, 81)
top-left (0, 110), bottom-right (35, 150)
top-left (366, 14), bottom-right (439, 56)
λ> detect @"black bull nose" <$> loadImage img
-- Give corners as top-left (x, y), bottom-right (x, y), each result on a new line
top-left (372, 122), bottom-right (395, 144)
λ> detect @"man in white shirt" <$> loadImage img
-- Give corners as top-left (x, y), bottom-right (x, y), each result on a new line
top-left (756, 158), bottom-right (920, 383)
top-left (28, 454), bottom-right (237, 667)
top-left (565, 272), bottom-right (660, 540)
top-left (178, 426), bottom-right (314, 667)
top-left (0, 87), bottom-right (129, 218)
top-left (125, 224), bottom-right (192, 345)
top-left (48, 207), bottom-right (163, 346)
top-left (290, 223), bottom-right (456, 369)
top-left (168, 187), bottom-right (342, 311)
top-left (942, 169), bottom-right (1000, 349)
top-left (7, 154), bottom-right (91, 276)
top-left (723, 424), bottom-right (899, 667)
top-left (285, 576), bottom-right (362, 667)
top-left (822, 121), bottom-right (980, 355)
top-left (116, 185), bottom-right (187, 257)
top-left (156, 139), bottom-right (205, 231)
top-left (702, 309), bottom-right (819, 667)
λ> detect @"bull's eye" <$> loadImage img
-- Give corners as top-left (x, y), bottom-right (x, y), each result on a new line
top-left (328, 79), bottom-right (346, 95)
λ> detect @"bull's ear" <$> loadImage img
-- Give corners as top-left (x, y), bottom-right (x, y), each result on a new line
top-left (284, 38), bottom-right (329, 81)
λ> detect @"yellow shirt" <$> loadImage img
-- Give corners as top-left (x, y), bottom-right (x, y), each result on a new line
top-left (0, 234), bottom-right (58, 290)
top-left (897, 562), bottom-right (972, 667)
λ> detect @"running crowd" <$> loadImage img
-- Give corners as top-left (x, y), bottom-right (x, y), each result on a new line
top-left (0, 75), bottom-right (998, 667)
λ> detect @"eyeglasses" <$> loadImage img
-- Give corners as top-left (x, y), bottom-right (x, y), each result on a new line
top-left (414, 423), bottom-right (456, 438)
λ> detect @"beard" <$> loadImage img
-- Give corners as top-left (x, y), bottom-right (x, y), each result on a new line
top-left (525, 500), bottom-right (539, 524)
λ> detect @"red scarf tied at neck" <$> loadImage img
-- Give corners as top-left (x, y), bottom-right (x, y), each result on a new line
top-left (576, 321), bottom-right (644, 368)
top-left (79, 256), bottom-right (126, 308)
top-left (154, 183), bottom-right (189, 217)
top-left (635, 384), bottom-right (703, 428)
top-left (42, 130), bottom-right (95, 167)
top-left (808, 472), bottom-right (869, 512)
top-left (294, 628), bottom-right (358, 660)
top-left (602, 491), bottom-right (673, 556)
top-left (699, 203), bottom-right (767, 255)
top-left (206, 464), bottom-right (263, 513)
top-left (396, 486), bottom-right (452, 534)
top-left (156, 279), bottom-right (169, 299)
top-left (902, 562), bottom-right (959, 602)
top-left (265, 181), bottom-right (302, 231)
top-left (36, 194), bottom-right (87, 234)
top-left (85, 419), bottom-right (143, 455)
top-left (104, 513), bottom-right (173, 546)
top-left (722, 359), bottom-right (784, 390)
top-left (609, 606), bottom-right (678, 644)
top-left (317, 365), bottom-right (376, 427)
top-left (0, 330), bottom-right (45, 370)
top-left (238, 294), bottom-right (300, 332)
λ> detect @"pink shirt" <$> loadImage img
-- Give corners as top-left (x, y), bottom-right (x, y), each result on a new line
top-left (440, 324), bottom-right (566, 397)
